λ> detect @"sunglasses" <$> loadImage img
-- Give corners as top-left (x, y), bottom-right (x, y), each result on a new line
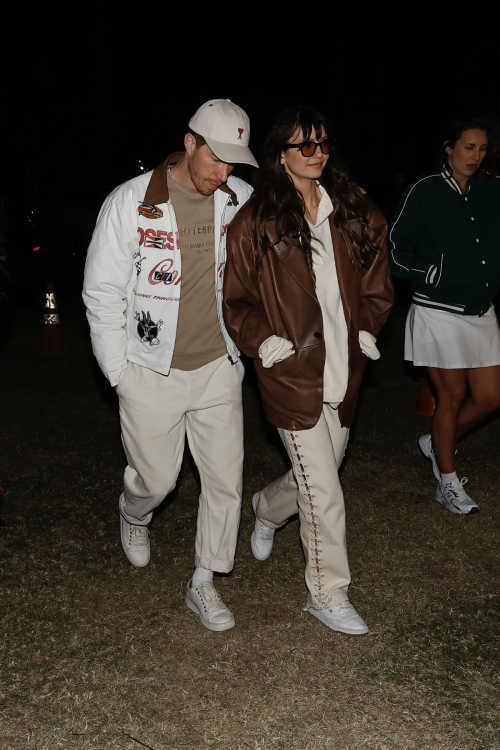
top-left (284, 138), bottom-right (332, 157)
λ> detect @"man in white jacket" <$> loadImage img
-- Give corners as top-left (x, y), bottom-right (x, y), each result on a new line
top-left (83, 99), bottom-right (257, 632)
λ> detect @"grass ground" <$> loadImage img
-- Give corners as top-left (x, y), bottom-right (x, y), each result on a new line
top-left (0, 288), bottom-right (499, 750)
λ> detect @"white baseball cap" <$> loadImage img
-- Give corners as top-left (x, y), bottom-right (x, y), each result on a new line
top-left (188, 99), bottom-right (258, 168)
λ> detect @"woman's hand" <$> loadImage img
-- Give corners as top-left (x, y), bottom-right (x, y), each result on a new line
top-left (259, 336), bottom-right (295, 368)
top-left (359, 331), bottom-right (381, 360)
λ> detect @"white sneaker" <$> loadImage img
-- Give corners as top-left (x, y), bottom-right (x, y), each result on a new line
top-left (185, 580), bottom-right (235, 632)
top-left (307, 600), bottom-right (369, 635)
top-left (419, 434), bottom-right (441, 481)
top-left (250, 492), bottom-right (275, 561)
top-left (120, 499), bottom-right (150, 567)
top-left (435, 477), bottom-right (479, 515)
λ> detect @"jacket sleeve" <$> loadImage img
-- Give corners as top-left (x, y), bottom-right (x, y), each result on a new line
top-left (359, 216), bottom-right (395, 337)
top-left (389, 185), bottom-right (439, 286)
top-left (82, 195), bottom-right (136, 386)
top-left (223, 213), bottom-right (275, 359)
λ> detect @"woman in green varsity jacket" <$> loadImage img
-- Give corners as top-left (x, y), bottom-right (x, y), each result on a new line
top-left (389, 118), bottom-right (500, 515)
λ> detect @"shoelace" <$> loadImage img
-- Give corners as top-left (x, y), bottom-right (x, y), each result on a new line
top-left (130, 525), bottom-right (149, 545)
top-left (259, 524), bottom-right (275, 541)
top-left (332, 601), bottom-right (354, 616)
top-left (198, 582), bottom-right (227, 609)
top-left (442, 477), bottom-right (469, 499)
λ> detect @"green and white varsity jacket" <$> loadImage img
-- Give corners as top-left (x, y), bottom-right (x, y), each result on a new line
top-left (389, 169), bottom-right (500, 316)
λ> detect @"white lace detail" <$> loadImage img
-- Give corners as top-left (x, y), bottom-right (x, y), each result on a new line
top-left (128, 525), bottom-right (149, 546)
top-left (197, 582), bottom-right (228, 612)
top-left (328, 601), bottom-right (353, 616)
top-left (442, 476), bottom-right (469, 500)
top-left (287, 431), bottom-right (331, 611)
top-left (259, 525), bottom-right (275, 541)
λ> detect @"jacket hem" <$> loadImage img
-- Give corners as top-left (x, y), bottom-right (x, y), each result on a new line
top-left (412, 294), bottom-right (468, 315)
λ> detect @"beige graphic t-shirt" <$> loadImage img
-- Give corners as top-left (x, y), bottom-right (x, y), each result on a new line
top-left (168, 175), bottom-right (226, 370)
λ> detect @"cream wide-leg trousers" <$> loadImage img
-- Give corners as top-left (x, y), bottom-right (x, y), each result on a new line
top-left (257, 404), bottom-right (350, 608)
top-left (118, 355), bottom-right (244, 573)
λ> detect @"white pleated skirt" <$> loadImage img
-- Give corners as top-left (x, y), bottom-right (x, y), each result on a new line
top-left (404, 303), bottom-right (500, 369)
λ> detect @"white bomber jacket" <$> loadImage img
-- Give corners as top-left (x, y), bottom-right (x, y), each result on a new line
top-left (83, 154), bottom-right (253, 386)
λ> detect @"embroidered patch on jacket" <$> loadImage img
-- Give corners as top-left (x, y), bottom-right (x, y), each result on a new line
top-left (138, 203), bottom-right (163, 219)
top-left (134, 311), bottom-right (163, 346)
top-left (133, 249), bottom-right (145, 276)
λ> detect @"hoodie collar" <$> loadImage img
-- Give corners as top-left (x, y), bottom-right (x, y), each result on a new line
top-left (308, 184), bottom-right (334, 228)
top-left (142, 154), bottom-right (238, 206)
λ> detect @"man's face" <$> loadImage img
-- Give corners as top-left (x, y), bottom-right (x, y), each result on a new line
top-left (187, 143), bottom-right (234, 196)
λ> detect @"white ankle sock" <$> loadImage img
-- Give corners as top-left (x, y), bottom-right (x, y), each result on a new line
top-left (441, 471), bottom-right (458, 485)
top-left (192, 567), bottom-right (213, 586)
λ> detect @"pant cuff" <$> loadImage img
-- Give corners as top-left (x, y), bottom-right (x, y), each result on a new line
top-left (195, 556), bottom-right (234, 574)
top-left (258, 516), bottom-right (284, 531)
top-left (119, 494), bottom-right (153, 526)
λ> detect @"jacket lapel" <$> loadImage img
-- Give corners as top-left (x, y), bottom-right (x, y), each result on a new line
top-left (265, 226), bottom-right (317, 300)
top-left (264, 215), bottom-right (359, 311)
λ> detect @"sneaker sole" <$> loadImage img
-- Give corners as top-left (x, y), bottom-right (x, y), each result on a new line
top-left (434, 489), bottom-right (479, 515)
top-left (307, 607), bottom-right (369, 636)
top-left (121, 542), bottom-right (150, 567)
top-left (418, 435), bottom-right (441, 482)
top-left (185, 597), bottom-right (235, 632)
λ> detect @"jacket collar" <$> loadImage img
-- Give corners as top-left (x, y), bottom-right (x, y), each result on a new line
top-left (441, 167), bottom-right (471, 196)
top-left (142, 154), bottom-right (238, 206)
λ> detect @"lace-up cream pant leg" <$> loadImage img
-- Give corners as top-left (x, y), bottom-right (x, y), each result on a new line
top-left (118, 356), bottom-right (244, 573)
top-left (257, 404), bottom-right (350, 608)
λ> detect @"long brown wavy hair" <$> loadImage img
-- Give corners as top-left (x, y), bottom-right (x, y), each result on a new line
top-left (251, 105), bottom-right (378, 276)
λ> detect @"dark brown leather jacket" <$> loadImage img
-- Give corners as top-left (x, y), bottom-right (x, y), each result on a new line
top-left (223, 199), bottom-right (394, 430)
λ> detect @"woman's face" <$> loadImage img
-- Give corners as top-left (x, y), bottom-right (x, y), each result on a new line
top-left (446, 128), bottom-right (488, 180)
top-left (280, 127), bottom-right (330, 183)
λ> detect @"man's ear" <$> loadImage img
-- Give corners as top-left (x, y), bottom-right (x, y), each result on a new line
top-left (184, 133), bottom-right (197, 156)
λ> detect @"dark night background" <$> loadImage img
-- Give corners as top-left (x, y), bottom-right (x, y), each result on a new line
top-left (2, 24), bottom-right (500, 748)
top-left (1, 23), bottom-right (499, 306)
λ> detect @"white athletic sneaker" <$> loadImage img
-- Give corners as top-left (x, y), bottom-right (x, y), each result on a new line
top-left (307, 600), bottom-right (369, 635)
top-left (419, 434), bottom-right (441, 481)
top-left (185, 580), bottom-right (235, 632)
top-left (120, 500), bottom-right (150, 567)
top-left (435, 477), bottom-right (479, 515)
top-left (250, 492), bottom-right (275, 561)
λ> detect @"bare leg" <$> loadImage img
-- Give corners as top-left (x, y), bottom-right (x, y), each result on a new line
top-left (457, 365), bottom-right (500, 438)
top-left (427, 367), bottom-right (467, 474)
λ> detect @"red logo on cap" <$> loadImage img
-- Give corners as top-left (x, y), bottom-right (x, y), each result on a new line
top-left (238, 128), bottom-right (244, 140)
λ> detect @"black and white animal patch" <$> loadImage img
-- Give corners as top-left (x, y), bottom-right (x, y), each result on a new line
top-left (134, 311), bottom-right (163, 346)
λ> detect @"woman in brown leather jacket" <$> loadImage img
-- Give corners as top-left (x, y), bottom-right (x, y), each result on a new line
top-left (223, 106), bottom-right (393, 635)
